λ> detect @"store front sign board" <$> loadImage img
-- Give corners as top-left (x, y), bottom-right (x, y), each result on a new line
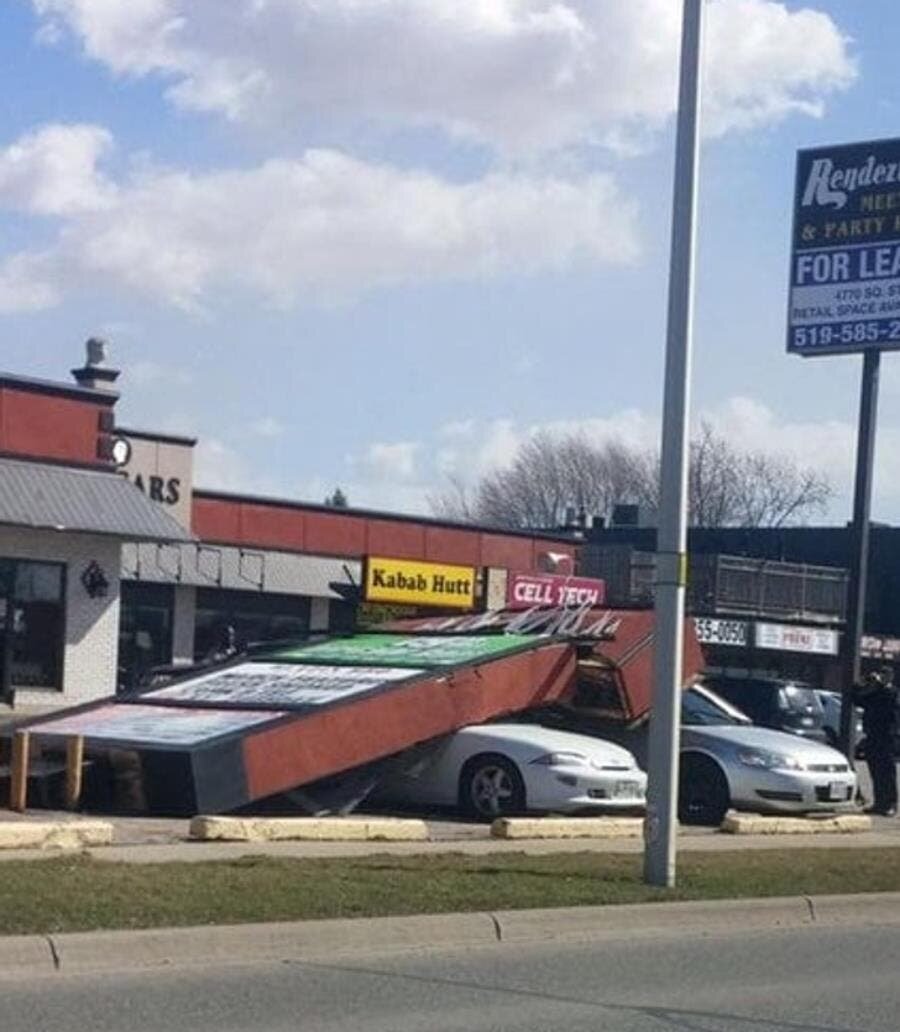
top-left (364, 556), bottom-right (476, 609)
top-left (755, 622), bottom-right (839, 656)
top-left (506, 572), bottom-right (606, 611)
top-left (694, 617), bottom-right (750, 648)
top-left (29, 703), bottom-right (283, 748)
top-left (141, 662), bottom-right (423, 711)
top-left (788, 137), bottom-right (900, 356)
top-left (274, 633), bottom-right (536, 669)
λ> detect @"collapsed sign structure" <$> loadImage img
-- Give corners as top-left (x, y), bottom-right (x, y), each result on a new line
top-left (17, 609), bottom-right (703, 816)
top-left (24, 633), bottom-right (576, 815)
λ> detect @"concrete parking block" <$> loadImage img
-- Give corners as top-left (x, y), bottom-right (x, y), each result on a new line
top-left (189, 815), bottom-right (430, 843)
top-left (491, 817), bottom-right (645, 840)
top-left (0, 820), bottom-right (114, 851)
top-left (720, 813), bottom-right (873, 835)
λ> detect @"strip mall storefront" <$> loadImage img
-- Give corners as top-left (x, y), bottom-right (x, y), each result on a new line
top-left (1, 344), bottom-right (578, 706)
top-left (695, 615), bottom-right (842, 688)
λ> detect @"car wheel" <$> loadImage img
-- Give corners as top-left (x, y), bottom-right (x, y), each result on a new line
top-left (459, 753), bottom-right (526, 819)
top-left (678, 754), bottom-right (730, 827)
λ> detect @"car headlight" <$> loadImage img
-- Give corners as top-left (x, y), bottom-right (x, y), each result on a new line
top-left (737, 748), bottom-right (803, 772)
top-left (530, 751), bottom-right (588, 767)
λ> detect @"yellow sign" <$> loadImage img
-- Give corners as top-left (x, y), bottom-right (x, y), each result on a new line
top-left (365, 557), bottom-right (477, 609)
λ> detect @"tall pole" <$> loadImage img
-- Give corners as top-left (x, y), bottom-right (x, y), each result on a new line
top-left (644, 0), bottom-right (705, 888)
top-left (840, 350), bottom-right (881, 757)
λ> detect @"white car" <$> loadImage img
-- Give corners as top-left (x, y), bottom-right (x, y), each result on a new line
top-left (378, 723), bottom-right (647, 819)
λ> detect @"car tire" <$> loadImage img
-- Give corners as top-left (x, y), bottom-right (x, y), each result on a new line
top-left (459, 753), bottom-right (526, 820)
top-left (678, 753), bottom-right (730, 827)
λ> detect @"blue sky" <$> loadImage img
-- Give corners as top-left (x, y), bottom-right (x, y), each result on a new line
top-left (2, 1), bottom-right (900, 520)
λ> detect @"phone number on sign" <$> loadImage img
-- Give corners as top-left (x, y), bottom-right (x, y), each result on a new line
top-left (793, 321), bottom-right (900, 348)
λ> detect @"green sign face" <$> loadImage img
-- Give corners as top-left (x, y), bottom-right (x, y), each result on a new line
top-left (270, 634), bottom-right (537, 669)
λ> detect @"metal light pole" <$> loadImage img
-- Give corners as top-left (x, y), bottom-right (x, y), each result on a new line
top-left (840, 349), bottom-right (881, 757)
top-left (644, 0), bottom-right (705, 888)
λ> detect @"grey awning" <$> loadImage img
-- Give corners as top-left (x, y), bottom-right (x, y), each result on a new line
top-left (0, 457), bottom-right (193, 543)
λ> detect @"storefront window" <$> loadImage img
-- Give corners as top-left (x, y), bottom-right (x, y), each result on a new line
top-left (118, 582), bottom-right (175, 692)
top-left (194, 589), bottom-right (310, 661)
top-left (0, 558), bottom-right (66, 693)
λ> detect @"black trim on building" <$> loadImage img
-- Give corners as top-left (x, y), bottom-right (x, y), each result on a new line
top-left (0, 371), bottom-right (118, 405)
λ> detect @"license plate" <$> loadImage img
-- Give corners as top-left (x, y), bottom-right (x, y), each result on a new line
top-left (828, 782), bottom-right (846, 801)
top-left (614, 780), bottom-right (642, 799)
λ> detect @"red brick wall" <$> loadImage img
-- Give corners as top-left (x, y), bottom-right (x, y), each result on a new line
top-left (191, 494), bottom-right (575, 572)
top-left (0, 387), bottom-right (110, 465)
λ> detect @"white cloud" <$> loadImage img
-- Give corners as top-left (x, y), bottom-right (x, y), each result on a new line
top-left (420, 399), bottom-right (900, 522)
top-left (0, 122), bottom-right (115, 215)
top-left (193, 436), bottom-right (249, 492)
top-left (434, 410), bottom-right (660, 482)
top-left (250, 417), bottom-right (285, 438)
top-left (127, 359), bottom-right (193, 386)
top-left (0, 253), bottom-right (61, 312)
top-left (0, 126), bottom-right (640, 312)
top-left (33, 0), bottom-right (855, 154)
top-left (366, 441), bottom-right (420, 481)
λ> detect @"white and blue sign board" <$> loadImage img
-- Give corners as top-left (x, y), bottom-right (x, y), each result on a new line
top-left (788, 137), bottom-right (900, 356)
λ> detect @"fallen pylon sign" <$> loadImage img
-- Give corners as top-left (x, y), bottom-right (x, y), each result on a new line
top-left (21, 634), bottom-right (577, 815)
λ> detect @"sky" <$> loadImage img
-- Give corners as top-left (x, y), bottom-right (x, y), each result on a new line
top-left (2, 0), bottom-right (900, 523)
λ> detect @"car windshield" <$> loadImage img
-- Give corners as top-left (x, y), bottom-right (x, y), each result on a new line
top-left (682, 687), bottom-right (744, 726)
top-left (777, 685), bottom-right (822, 714)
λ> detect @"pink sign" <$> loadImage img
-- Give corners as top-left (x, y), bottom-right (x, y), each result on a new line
top-left (506, 572), bottom-right (606, 610)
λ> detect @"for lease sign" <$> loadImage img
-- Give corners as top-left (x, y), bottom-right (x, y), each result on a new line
top-left (506, 572), bottom-right (606, 610)
top-left (788, 137), bottom-right (900, 356)
top-left (364, 556), bottom-right (477, 609)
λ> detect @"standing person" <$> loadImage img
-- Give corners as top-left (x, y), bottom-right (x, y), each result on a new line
top-left (854, 666), bottom-right (898, 817)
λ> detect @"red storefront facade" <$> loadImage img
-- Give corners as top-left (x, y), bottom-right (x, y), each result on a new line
top-left (1, 346), bottom-right (577, 702)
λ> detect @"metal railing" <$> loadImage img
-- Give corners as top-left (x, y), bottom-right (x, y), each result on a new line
top-left (582, 546), bottom-right (847, 622)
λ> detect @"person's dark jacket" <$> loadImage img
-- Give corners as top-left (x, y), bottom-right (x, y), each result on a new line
top-left (853, 682), bottom-right (898, 744)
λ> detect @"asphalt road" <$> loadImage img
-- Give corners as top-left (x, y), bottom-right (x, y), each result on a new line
top-left (3, 920), bottom-right (899, 1032)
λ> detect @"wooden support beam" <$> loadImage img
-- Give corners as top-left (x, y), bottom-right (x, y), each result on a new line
top-left (9, 731), bottom-right (30, 813)
top-left (65, 736), bottom-right (85, 811)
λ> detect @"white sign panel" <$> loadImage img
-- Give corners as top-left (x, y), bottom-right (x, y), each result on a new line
top-left (144, 662), bottom-right (424, 710)
top-left (32, 704), bottom-right (283, 747)
top-left (694, 617), bottom-right (750, 648)
top-left (755, 622), bottom-right (839, 656)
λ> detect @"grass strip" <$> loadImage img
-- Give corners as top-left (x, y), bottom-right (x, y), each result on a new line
top-left (1, 848), bottom-right (898, 937)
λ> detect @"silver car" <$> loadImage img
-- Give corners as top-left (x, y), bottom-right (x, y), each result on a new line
top-left (678, 685), bottom-right (857, 825)
top-left (816, 689), bottom-right (864, 751)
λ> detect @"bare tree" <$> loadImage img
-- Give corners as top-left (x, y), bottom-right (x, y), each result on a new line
top-left (430, 424), bottom-right (832, 530)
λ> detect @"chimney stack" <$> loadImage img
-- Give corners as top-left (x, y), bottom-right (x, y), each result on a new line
top-left (72, 337), bottom-right (120, 393)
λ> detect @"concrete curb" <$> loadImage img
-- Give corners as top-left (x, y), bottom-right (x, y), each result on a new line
top-left (0, 935), bottom-right (57, 978)
top-left (721, 814), bottom-right (873, 835)
top-left (491, 817), bottom-right (645, 840)
top-left (189, 815), bottom-right (430, 843)
top-left (0, 821), bottom-right (114, 851)
top-left (3, 892), bottom-right (900, 981)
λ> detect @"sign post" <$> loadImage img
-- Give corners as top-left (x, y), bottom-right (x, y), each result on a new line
top-left (644, 0), bottom-right (705, 889)
top-left (840, 349), bottom-right (880, 755)
top-left (787, 137), bottom-right (900, 757)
